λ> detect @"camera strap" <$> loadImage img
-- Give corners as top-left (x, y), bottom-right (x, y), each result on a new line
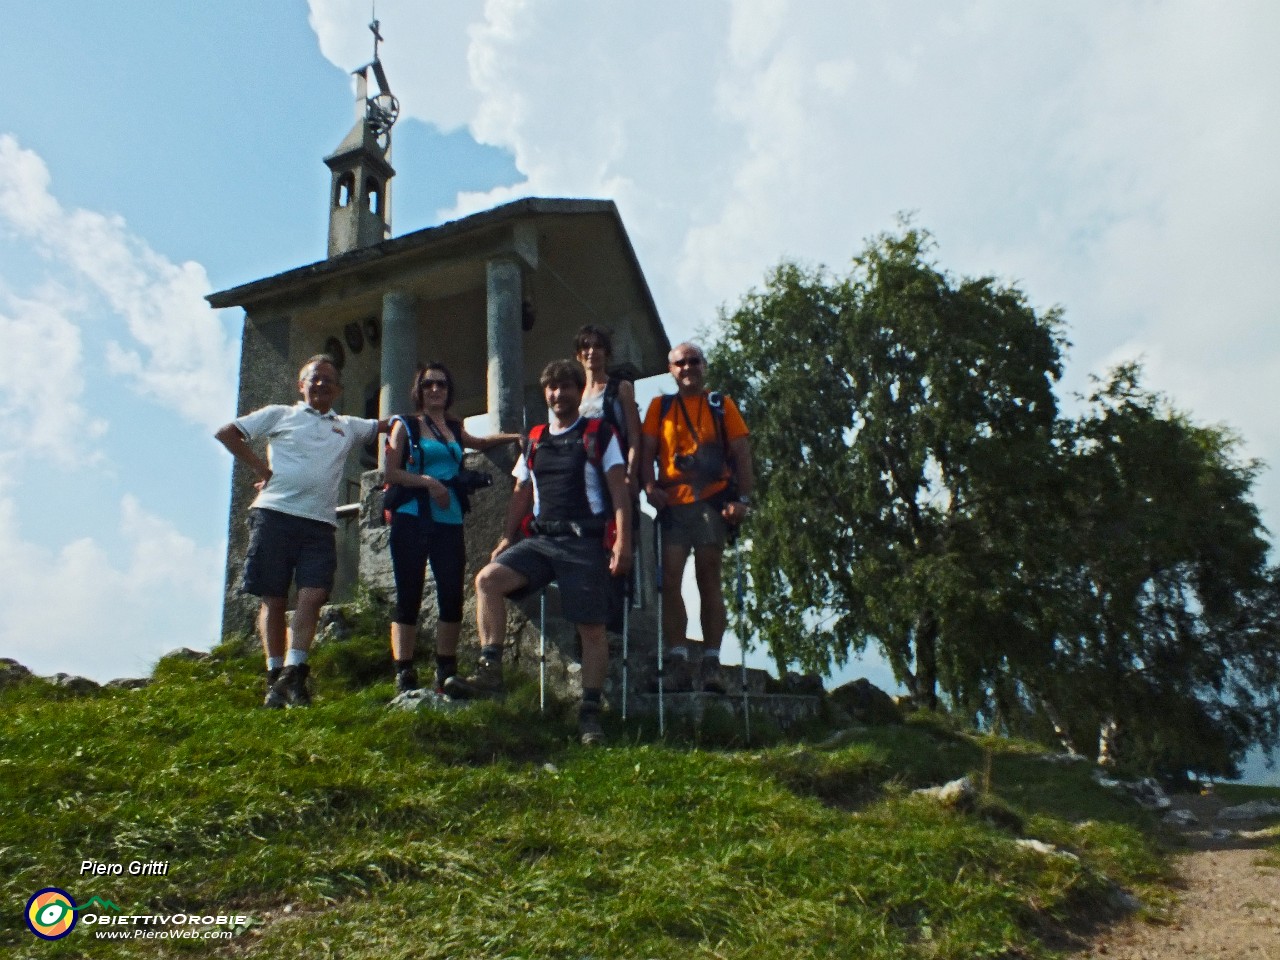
top-left (423, 416), bottom-right (463, 468)
top-left (672, 393), bottom-right (727, 449)
top-left (675, 392), bottom-right (728, 460)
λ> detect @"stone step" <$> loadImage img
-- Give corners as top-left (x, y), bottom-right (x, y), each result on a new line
top-left (627, 691), bottom-right (821, 730)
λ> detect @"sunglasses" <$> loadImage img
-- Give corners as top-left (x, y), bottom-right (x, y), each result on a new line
top-left (672, 357), bottom-right (703, 368)
top-left (419, 379), bottom-right (449, 390)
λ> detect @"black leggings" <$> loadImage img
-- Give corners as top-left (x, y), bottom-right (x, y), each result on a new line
top-left (389, 514), bottom-right (466, 625)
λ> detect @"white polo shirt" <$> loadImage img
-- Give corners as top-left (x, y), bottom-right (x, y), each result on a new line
top-left (234, 402), bottom-right (379, 525)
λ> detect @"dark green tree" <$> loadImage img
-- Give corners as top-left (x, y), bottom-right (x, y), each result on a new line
top-left (1038, 366), bottom-right (1280, 777)
top-left (709, 226), bottom-right (1066, 709)
top-left (711, 221), bottom-right (1280, 773)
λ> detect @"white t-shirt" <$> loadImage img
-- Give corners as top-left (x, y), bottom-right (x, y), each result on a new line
top-left (512, 417), bottom-right (624, 517)
top-left (234, 402), bottom-right (379, 525)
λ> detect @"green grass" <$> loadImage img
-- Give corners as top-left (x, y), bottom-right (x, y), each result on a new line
top-left (0, 636), bottom-right (1203, 959)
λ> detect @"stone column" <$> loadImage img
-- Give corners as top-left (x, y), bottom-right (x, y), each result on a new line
top-left (222, 311), bottom-right (292, 639)
top-left (379, 289), bottom-right (417, 429)
top-left (486, 256), bottom-right (524, 433)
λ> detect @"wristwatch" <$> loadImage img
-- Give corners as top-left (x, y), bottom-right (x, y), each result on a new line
top-left (736, 495), bottom-right (751, 506)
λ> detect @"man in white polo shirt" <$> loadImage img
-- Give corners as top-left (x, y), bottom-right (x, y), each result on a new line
top-left (215, 355), bottom-right (385, 707)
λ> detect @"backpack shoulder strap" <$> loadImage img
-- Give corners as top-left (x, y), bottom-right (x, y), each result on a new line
top-left (707, 392), bottom-right (728, 444)
top-left (389, 415), bottom-right (421, 471)
top-left (525, 423), bottom-right (548, 469)
top-left (601, 378), bottom-right (624, 436)
top-left (583, 418), bottom-right (614, 466)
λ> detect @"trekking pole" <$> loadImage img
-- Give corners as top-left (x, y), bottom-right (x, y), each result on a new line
top-left (539, 589), bottom-right (547, 714)
top-left (621, 571), bottom-right (631, 721)
top-left (736, 540), bottom-right (750, 745)
top-left (656, 520), bottom-right (665, 737)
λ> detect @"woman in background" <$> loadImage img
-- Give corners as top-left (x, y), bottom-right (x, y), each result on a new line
top-left (575, 325), bottom-right (641, 492)
top-left (576, 325), bottom-right (643, 629)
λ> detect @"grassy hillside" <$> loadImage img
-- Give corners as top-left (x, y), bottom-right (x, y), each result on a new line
top-left (0, 633), bottom-right (1248, 959)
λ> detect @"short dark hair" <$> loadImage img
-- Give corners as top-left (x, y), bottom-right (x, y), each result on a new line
top-left (412, 362), bottom-right (455, 410)
top-left (574, 324), bottom-right (613, 357)
top-left (299, 355), bottom-right (341, 382)
top-left (540, 359), bottom-right (586, 391)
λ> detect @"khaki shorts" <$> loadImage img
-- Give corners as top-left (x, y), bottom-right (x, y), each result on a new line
top-left (660, 500), bottom-right (727, 549)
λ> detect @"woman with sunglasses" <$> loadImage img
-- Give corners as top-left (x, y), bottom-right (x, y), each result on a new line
top-left (384, 363), bottom-right (521, 693)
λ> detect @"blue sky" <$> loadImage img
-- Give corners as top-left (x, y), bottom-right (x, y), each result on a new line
top-left (1, 1), bottom-right (1277, 781)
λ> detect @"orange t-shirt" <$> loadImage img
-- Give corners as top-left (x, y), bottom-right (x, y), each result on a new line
top-left (642, 392), bottom-right (749, 505)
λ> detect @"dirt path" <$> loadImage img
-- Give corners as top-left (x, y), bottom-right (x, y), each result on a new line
top-left (1073, 793), bottom-right (1280, 959)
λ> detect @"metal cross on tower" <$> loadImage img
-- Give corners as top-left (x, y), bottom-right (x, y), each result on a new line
top-left (370, 16), bottom-right (384, 60)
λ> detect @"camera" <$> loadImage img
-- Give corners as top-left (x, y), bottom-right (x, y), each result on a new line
top-left (446, 467), bottom-right (493, 516)
top-left (453, 468), bottom-right (493, 493)
top-left (674, 445), bottom-right (725, 480)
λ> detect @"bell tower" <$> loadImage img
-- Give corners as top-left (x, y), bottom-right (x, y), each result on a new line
top-left (325, 18), bottom-right (400, 259)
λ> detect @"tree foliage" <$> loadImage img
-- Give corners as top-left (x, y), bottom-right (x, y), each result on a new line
top-left (709, 226), bottom-right (1066, 709)
top-left (709, 225), bottom-right (1280, 775)
top-left (1040, 367), bottom-right (1280, 777)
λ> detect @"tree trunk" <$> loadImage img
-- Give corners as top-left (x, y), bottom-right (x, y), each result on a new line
top-left (1037, 695), bottom-right (1080, 756)
top-left (913, 614), bottom-right (939, 711)
top-left (1096, 717), bottom-right (1120, 768)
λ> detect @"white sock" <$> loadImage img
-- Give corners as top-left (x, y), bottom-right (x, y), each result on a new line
top-left (670, 646), bottom-right (689, 660)
top-left (285, 648), bottom-right (309, 667)
top-left (703, 649), bottom-right (721, 665)
top-left (267, 656), bottom-right (285, 671)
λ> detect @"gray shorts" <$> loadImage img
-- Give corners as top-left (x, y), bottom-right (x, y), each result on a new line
top-left (660, 500), bottom-right (728, 550)
top-left (241, 508), bottom-right (337, 598)
top-left (495, 535), bottom-right (611, 625)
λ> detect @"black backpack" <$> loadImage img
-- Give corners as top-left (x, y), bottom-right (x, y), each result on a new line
top-left (599, 377), bottom-right (629, 443)
top-left (380, 415), bottom-right (422, 524)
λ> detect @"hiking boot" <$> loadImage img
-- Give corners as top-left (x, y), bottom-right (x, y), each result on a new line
top-left (261, 667), bottom-right (283, 706)
top-left (578, 708), bottom-right (605, 747)
top-left (663, 655), bottom-right (693, 693)
top-left (701, 659), bottom-right (727, 695)
top-left (442, 657), bottom-right (504, 699)
top-left (264, 663), bottom-right (311, 708)
top-left (395, 665), bottom-right (419, 693)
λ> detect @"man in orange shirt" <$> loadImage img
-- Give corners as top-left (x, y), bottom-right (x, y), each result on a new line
top-left (641, 342), bottom-right (755, 693)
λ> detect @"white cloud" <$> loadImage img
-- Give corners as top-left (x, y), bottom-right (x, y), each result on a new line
top-left (304, 1), bottom-right (1280, 535)
top-left (0, 135), bottom-right (236, 431)
top-left (0, 283), bottom-right (107, 473)
top-left (0, 495), bottom-right (223, 682)
top-left (307, 0), bottom-right (484, 132)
